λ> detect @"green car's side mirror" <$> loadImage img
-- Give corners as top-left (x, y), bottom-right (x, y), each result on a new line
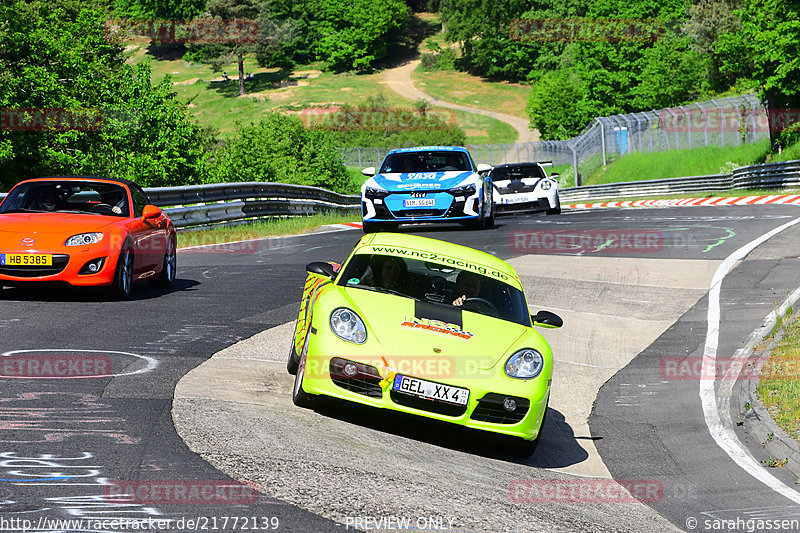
top-left (306, 262), bottom-right (336, 278)
top-left (531, 310), bottom-right (563, 329)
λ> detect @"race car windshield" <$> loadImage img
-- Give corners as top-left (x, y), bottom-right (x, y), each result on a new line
top-left (338, 253), bottom-right (531, 326)
top-left (380, 151), bottom-right (472, 174)
top-left (491, 165), bottom-right (546, 180)
top-left (0, 181), bottom-right (130, 217)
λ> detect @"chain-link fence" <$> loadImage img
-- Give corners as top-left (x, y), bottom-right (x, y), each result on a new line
top-left (336, 94), bottom-right (769, 186)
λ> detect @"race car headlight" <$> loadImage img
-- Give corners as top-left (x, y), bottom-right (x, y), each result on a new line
top-left (540, 180), bottom-right (553, 191)
top-left (330, 307), bottom-right (367, 344)
top-left (449, 183), bottom-right (476, 195)
top-left (505, 349), bottom-right (544, 379)
top-left (364, 187), bottom-right (390, 199)
top-left (65, 232), bottom-right (104, 246)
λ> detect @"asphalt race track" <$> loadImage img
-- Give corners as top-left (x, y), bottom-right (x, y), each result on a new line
top-left (2, 205), bottom-right (800, 532)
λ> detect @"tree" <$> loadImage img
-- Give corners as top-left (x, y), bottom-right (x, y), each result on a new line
top-left (310, 0), bottom-right (407, 71)
top-left (114, 0), bottom-right (207, 19)
top-left (0, 0), bottom-right (207, 190)
top-left (717, 0), bottom-right (800, 148)
top-left (207, 114), bottom-right (353, 193)
top-left (190, 0), bottom-right (294, 96)
top-left (526, 69), bottom-right (592, 140)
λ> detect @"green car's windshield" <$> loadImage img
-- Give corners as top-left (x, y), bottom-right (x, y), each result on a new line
top-left (337, 253), bottom-right (530, 326)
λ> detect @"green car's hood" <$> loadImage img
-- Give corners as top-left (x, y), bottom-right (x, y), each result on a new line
top-left (342, 286), bottom-right (534, 371)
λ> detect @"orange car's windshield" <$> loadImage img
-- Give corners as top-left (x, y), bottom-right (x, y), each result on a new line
top-left (0, 181), bottom-right (130, 217)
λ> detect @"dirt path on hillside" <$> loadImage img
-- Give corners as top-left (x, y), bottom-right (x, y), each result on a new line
top-left (381, 58), bottom-right (540, 143)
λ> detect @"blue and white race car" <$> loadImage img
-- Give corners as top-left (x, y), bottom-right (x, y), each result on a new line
top-left (360, 146), bottom-right (494, 233)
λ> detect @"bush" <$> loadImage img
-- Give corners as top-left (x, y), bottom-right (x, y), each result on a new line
top-left (207, 113), bottom-right (353, 193)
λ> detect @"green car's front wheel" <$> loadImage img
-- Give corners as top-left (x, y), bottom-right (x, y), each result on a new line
top-left (292, 351), bottom-right (316, 408)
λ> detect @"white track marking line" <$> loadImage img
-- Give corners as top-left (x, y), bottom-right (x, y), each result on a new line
top-left (700, 215), bottom-right (800, 503)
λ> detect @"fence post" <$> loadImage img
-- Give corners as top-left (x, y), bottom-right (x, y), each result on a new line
top-left (486, 144), bottom-right (493, 165)
top-left (748, 95), bottom-right (758, 143)
top-left (695, 103), bottom-right (708, 147)
top-left (570, 144), bottom-right (579, 187)
top-left (665, 108), bottom-right (679, 149)
top-left (711, 99), bottom-right (724, 147)
top-left (597, 118), bottom-right (607, 167)
top-left (357, 147), bottom-right (362, 169)
top-left (679, 106), bottom-right (691, 148)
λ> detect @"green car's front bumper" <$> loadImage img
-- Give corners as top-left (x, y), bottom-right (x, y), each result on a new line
top-left (299, 338), bottom-right (551, 441)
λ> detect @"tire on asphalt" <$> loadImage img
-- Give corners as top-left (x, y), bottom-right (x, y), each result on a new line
top-left (292, 350), bottom-right (316, 408)
top-left (151, 235), bottom-right (176, 289)
top-left (112, 244), bottom-right (134, 300)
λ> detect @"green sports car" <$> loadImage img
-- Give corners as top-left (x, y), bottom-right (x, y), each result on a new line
top-left (287, 232), bottom-right (561, 455)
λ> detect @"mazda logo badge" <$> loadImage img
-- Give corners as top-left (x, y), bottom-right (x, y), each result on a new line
top-left (21, 238), bottom-right (34, 247)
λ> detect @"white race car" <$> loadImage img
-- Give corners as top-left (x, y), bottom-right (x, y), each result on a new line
top-left (490, 162), bottom-right (560, 215)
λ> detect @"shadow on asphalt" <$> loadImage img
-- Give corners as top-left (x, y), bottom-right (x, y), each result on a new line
top-left (313, 397), bottom-right (588, 468)
top-left (0, 278), bottom-right (200, 302)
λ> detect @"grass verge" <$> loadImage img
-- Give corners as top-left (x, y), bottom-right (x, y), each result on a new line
top-left (177, 212), bottom-right (359, 248)
top-left (411, 67), bottom-right (530, 120)
top-left (583, 140), bottom-right (772, 185)
top-left (757, 308), bottom-right (800, 445)
top-left (563, 188), bottom-right (800, 204)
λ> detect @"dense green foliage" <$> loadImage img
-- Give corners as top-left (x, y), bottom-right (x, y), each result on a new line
top-left (123, 0), bottom-right (408, 72)
top-left (0, 0), bottom-right (208, 190)
top-left (307, 101), bottom-right (467, 147)
top-left (443, 0), bottom-right (800, 144)
top-left (0, 0), bottom-right (355, 193)
top-left (207, 114), bottom-right (354, 192)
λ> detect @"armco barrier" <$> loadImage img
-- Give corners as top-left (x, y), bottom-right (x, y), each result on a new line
top-left (142, 182), bottom-right (360, 229)
top-left (0, 161), bottom-right (798, 227)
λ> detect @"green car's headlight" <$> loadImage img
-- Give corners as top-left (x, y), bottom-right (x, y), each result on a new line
top-left (505, 348), bottom-right (544, 379)
top-left (330, 307), bottom-right (367, 344)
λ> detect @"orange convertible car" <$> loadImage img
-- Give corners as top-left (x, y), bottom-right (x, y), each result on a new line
top-left (0, 176), bottom-right (176, 299)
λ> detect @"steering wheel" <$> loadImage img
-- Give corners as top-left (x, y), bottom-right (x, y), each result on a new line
top-left (462, 297), bottom-right (499, 314)
top-left (88, 203), bottom-right (116, 214)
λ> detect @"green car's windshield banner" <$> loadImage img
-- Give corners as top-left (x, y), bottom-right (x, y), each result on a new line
top-left (366, 245), bottom-right (514, 284)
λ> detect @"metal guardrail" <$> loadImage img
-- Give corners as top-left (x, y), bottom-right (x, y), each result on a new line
top-left (142, 182), bottom-right (359, 229)
top-left (1, 161), bottom-right (798, 226)
top-left (560, 160), bottom-right (800, 202)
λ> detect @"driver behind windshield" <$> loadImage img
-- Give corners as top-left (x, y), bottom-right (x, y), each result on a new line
top-left (36, 188), bottom-right (62, 211)
top-left (452, 270), bottom-right (482, 306)
top-left (364, 256), bottom-right (408, 292)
